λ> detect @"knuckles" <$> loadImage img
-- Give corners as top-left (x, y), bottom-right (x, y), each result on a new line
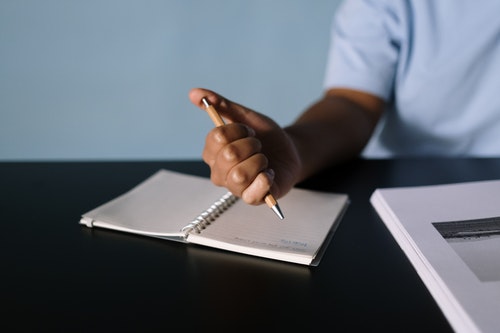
top-left (206, 123), bottom-right (251, 147)
top-left (219, 138), bottom-right (261, 163)
top-left (228, 166), bottom-right (251, 186)
top-left (221, 143), bottom-right (241, 163)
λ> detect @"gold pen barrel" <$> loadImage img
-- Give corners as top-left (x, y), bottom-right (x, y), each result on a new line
top-left (202, 98), bottom-right (225, 127)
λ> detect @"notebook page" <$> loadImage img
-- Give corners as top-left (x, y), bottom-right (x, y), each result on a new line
top-left (81, 169), bottom-right (229, 238)
top-left (187, 187), bottom-right (348, 263)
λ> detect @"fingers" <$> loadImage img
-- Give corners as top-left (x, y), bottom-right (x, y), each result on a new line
top-left (189, 87), bottom-right (239, 111)
top-left (223, 153), bottom-right (270, 201)
top-left (241, 170), bottom-right (274, 205)
top-left (189, 87), bottom-right (269, 128)
top-left (189, 88), bottom-right (235, 118)
top-left (202, 123), bottom-right (256, 166)
top-left (189, 88), bottom-right (221, 109)
top-left (203, 122), bottom-right (271, 204)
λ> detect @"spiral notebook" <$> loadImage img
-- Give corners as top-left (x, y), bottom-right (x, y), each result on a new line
top-left (80, 169), bottom-right (349, 266)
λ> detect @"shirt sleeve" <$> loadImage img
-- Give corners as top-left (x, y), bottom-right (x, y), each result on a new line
top-left (323, 0), bottom-right (402, 101)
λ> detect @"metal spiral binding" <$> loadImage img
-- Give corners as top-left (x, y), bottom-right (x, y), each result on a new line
top-left (181, 192), bottom-right (238, 236)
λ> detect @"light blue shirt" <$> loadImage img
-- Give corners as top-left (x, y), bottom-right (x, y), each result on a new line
top-left (324, 0), bottom-right (500, 157)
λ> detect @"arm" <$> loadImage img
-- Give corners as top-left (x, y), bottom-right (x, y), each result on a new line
top-left (285, 88), bottom-right (384, 183)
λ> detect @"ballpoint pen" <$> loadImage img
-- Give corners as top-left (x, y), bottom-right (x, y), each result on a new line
top-left (201, 97), bottom-right (284, 220)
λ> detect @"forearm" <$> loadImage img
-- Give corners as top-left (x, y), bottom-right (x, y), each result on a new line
top-left (284, 93), bottom-right (382, 183)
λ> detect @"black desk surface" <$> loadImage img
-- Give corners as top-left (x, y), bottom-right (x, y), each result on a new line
top-left (2, 158), bottom-right (499, 332)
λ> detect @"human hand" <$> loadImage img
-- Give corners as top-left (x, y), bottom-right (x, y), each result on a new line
top-left (189, 88), bottom-right (301, 205)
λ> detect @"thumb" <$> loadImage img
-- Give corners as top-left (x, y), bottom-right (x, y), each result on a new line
top-left (188, 87), bottom-right (276, 131)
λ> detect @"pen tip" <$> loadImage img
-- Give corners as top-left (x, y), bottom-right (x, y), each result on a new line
top-left (272, 204), bottom-right (284, 220)
top-left (265, 194), bottom-right (284, 220)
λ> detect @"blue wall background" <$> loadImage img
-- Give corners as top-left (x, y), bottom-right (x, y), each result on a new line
top-left (0, 0), bottom-right (342, 161)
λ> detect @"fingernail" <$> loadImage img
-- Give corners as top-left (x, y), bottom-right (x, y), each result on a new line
top-left (265, 168), bottom-right (275, 181)
top-left (245, 125), bottom-right (256, 137)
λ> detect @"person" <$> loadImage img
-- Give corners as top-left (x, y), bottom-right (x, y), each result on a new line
top-left (188, 0), bottom-right (500, 207)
